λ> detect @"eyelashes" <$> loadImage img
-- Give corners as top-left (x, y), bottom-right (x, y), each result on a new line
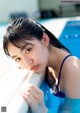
top-left (25, 48), bottom-right (32, 54)
top-left (15, 58), bottom-right (21, 62)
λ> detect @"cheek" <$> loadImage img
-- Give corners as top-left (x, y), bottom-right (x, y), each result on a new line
top-left (17, 62), bottom-right (25, 68)
top-left (36, 49), bottom-right (49, 65)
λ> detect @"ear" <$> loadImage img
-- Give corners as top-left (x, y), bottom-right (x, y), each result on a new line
top-left (42, 33), bottom-right (50, 47)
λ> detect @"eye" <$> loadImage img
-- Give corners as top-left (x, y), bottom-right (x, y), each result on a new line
top-left (25, 48), bottom-right (32, 54)
top-left (15, 58), bottom-right (21, 62)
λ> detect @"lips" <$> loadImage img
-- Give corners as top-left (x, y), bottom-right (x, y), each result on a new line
top-left (31, 65), bottom-right (39, 71)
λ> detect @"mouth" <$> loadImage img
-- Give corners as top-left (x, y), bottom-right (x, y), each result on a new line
top-left (31, 65), bottom-right (39, 71)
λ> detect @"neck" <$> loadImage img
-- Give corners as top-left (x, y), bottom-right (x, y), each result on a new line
top-left (47, 45), bottom-right (69, 77)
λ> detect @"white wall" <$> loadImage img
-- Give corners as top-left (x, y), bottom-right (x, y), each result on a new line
top-left (0, 0), bottom-right (39, 22)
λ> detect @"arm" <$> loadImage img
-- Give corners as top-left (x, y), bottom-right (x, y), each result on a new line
top-left (64, 57), bottom-right (80, 98)
top-left (60, 56), bottom-right (80, 113)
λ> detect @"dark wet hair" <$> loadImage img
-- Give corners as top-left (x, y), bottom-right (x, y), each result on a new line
top-left (3, 17), bottom-right (70, 56)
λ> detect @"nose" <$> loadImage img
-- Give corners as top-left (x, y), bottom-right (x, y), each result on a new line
top-left (22, 57), bottom-right (33, 69)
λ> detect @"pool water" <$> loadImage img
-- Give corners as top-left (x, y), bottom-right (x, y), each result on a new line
top-left (40, 80), bottom-right (80, 113)
top-left (59, 20), bottom-right (80, 58)
top-left (40, 80), bottom-right (64, 113)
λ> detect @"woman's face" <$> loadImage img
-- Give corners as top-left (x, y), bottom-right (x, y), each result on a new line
top-left (8, 34), bottom-right (50, 74)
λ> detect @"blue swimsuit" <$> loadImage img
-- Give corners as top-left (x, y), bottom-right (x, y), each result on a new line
top-left (45, 54), bottom-right (72, 98)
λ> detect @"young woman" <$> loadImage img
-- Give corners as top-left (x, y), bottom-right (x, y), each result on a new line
top-left (3, 18), bottom-right (80, 113)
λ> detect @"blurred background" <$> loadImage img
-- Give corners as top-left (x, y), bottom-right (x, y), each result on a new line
top-left (0, 0), bottom-right (80, 22)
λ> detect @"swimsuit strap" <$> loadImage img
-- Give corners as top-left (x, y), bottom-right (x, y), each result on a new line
top-left (57, 54), bottom-right (72, 87)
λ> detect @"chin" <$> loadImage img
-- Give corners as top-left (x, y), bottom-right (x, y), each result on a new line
top-left (32, 70), bottom-right (42, 74)
top-left (36, 69), bottom-right (46, 75)
top-left (33, 70), bottom-right (42, 74)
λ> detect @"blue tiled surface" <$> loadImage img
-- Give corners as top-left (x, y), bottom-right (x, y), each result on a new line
top-left (59, 20), bottom-right (80, 58)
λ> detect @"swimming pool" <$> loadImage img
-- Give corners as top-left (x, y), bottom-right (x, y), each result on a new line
top-left (40, 20), bottom-right (80, 113)
top-left (59, 20), bottom-right (80, 58)
top-left (40, 80), bottom-right (64, 113)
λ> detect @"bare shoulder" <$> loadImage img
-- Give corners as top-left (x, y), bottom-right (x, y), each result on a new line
top-left (63, 56), bottom-right (80, 75)
top-left (62, 56), bottom-right (80, 98)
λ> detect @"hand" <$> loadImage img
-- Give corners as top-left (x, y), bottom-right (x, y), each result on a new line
top-left (20, 83), bottom-right (48, 113)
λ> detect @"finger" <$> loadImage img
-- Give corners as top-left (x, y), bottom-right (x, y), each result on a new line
top-left (29, 87), bottom-right (44, 102)
top-left (21, 91), bottom-right (38, 110)
top-left (21, 84), bottom-right (43, 97)
top-left (29, 85), bottom-right (43, 95)
top-left (21, 87), bottom-right (43, 103)
top-left (20, 86), bottom-right (38, 104)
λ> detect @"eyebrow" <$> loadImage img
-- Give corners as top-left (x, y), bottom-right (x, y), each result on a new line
top-left (20, 43), bottom-right (33, 52)
top-left (11, 43), bottom-right (33, 59)
top-left (11, 55), bottom-right (17, 59)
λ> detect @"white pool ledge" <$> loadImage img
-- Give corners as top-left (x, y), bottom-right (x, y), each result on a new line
top-left (0, 49), bottom-right (44, 113)
top-left (8, 72), bottom-right (44, 113)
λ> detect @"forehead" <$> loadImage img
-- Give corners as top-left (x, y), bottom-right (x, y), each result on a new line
top-left (8, 43), bottom-right (21, 56)
top-left (9, 38), bottom-right (40, 47)
top-left (8, 39), bottom-right (41, 55)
